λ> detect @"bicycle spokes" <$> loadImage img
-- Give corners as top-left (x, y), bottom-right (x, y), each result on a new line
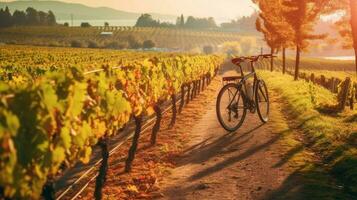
top-left (255, 80), bottom-right (269, 123)
top-left (216, 83), bottom-right (246, 132)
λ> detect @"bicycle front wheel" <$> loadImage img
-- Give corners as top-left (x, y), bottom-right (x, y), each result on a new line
top-left (255, 80), bottom-right (270, 123)
top-left (216, 83), bottom-right (246, 132)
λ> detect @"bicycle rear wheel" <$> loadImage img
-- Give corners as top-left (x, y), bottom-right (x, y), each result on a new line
top-left (216, 83), bottom-right (246, 132)
top-left (255, 80), bottom-right (269, 123)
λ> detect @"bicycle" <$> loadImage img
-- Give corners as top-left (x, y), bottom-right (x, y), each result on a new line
top-left (216, 54), bottom-right (275, 132)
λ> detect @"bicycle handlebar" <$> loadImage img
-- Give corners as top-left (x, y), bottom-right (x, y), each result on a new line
top-left (232, 54), bottom-right (277, 64)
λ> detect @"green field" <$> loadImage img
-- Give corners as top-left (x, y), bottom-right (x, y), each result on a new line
top-left (0, 26), bottom-right (259, 51)
top-left (260, 71), bottom-right (357, 199)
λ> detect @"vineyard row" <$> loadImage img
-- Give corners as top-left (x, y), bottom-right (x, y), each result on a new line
top-left (0, 55), bottom-right (223, 200)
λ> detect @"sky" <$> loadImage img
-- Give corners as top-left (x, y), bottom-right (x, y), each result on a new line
top-left (58, 0), bottom-right (256, 20)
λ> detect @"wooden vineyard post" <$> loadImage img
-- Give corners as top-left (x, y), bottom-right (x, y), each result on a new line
top-left (195, 80), bottom-right (199, 97)
top-left (186, 83), bottom-right (191, 104)
top-left (94, 137), bottom-right (109, 200)
top-left (310, 73), bottom-right (315, 83)
top-left (151, 105), bottom-right (162, 145)
top-left (299, 72), bottom-right (305, 80)
top-left (179, 85), bottom-right (185, 113)
top-left (125, 115), bottom-right (143, 172)
top-left (328, 78), bottom-right (334, 93)
top-left (42, 179), bottom-right (55, 200)
top-left (197, 79), bottom-right (201, 94)
top-left (169, 94), bottom-right (177, 128)
top-left (338, 77), bottom-right (352, 111)
top-left (354, 84), bottom-right (357, 100)
top-left (206, 74), bottom-right (211, 85)
top-left (191, 81), bottom-right (196, 100)
top-left (7, 73), bottom-right (13, 81)
top-left (335, 79), bottom-right (342, 93)
top-left (351, 94), bottom-right (355, 110)
top-left (350, 85), bottom-right (355, 110)
top-left (320, 75), bottom-right (326, 88)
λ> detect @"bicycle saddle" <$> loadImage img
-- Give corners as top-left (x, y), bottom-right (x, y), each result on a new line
top-left (231, 57), bottom-right (244, 64)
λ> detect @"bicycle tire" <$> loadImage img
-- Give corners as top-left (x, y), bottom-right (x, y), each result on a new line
top-left (255, 79), bottom-right (270, 123)
top-left (216, 83), bottom-right (247, 132)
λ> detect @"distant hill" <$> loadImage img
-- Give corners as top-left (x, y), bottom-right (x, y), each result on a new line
top-left (0, 0), bottom-right (176, 21)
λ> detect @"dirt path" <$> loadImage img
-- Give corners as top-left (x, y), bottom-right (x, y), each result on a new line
top-left (157, 72), bottom-right (294, 200)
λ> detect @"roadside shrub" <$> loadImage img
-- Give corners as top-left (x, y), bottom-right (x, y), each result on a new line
top-left (240, 37), bottom-right (257, 55)
top-left (71, 40), bottom-right (83, 48)
top-left (129, 41), bottom-right (142, 49)
top-left (143, 40), bottom-right (155, 49)
top-left (105, 41), bottom-right (128, 49)
top-left (80, 22), bottom-right (91, 28)
top-left (88, 40), bottom-right (99, 48)
top-left (127, 35), bottom-right (142, 49)
top-left (48, 42), bottom-right (60, 47)
top-left (221, 41), bottom-right (242, 56)
top-left (203, 45), bottom-right (214, 54)
top-left (6, 40), bottom-right (18, 45)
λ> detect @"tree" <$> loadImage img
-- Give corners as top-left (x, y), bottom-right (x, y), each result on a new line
top-left (0, 7), bottom-right (57, 27)
top-left (38, 11), bottom-right (48, 25)
top-left (282, 0), bottom-right (326, 80)
top-left (12, 10), bottom-right (27, 26)
top-left (180, 14), bottom-right (185, 27)
top-left (104, 22), bottom-right (109, 27)
top-left (254, 0), bottom-right (293, 72)
top-left (176, 14), bottom-right (185, 27)
top-left (26, 7), bottom-right (40, 25)
top-left (221, 12), bottom-right (259, 33)
top-left (184, 16), bottom-right (217, 29)
top-left (0, 7), bottom-right (13, 28)
top-left (81, 22), bottom-right (91, 28)
top-left (135, 14), bottom-right (159, 27)
top-left (349, 0), bottom-right (357, 75)
top-left (330, 0), bottom-right (357, 75)
top-left (63, 22), bottom-right (69, 27)
top-left (47, 11), bottom-right (56, 26)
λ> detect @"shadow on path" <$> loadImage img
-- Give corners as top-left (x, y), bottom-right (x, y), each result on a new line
top-left (188, 128), bottom-right (287, 181)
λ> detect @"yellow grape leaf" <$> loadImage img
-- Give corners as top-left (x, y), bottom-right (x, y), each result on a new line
top-left (146, 106), bottom-right (155, 116)
top-left (126, 185), bottom-right (139, 193)
top-left (79, 147), bottom-right (92, 164)
top-left (96, 122), bottom-right (107, 138)
top-left (133, 105), bottom-right (143, 117)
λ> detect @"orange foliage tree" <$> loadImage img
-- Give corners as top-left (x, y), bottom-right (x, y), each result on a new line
top-left (282, 0), bottom-right (329, 80)
top-left (253, 0), bottom-right (327, 79)
top-left (254, 0), bottom-right (293, 74)
top-left (331, 0), bottom-right (357, 75)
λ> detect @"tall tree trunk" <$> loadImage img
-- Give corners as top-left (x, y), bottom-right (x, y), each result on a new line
top-left (350, 0), bottom-right (357, 75)
top-left (294, 45), bottom-right (301, 81)
top-left (270, 48), bottom-right (274, 72)
top-left (282, 47), bottom-right (286, 74)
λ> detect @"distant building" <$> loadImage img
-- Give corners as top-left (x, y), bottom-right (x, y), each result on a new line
top-left (100, 32), bottom-right (113, 36)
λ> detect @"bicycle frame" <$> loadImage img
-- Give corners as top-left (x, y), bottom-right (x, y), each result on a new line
top-left (227, 54), bottom-right (272, 111)
top-left (226, 60), bottom-right (258, 110)
top-left (216, 54), bottom-right (274, 131)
